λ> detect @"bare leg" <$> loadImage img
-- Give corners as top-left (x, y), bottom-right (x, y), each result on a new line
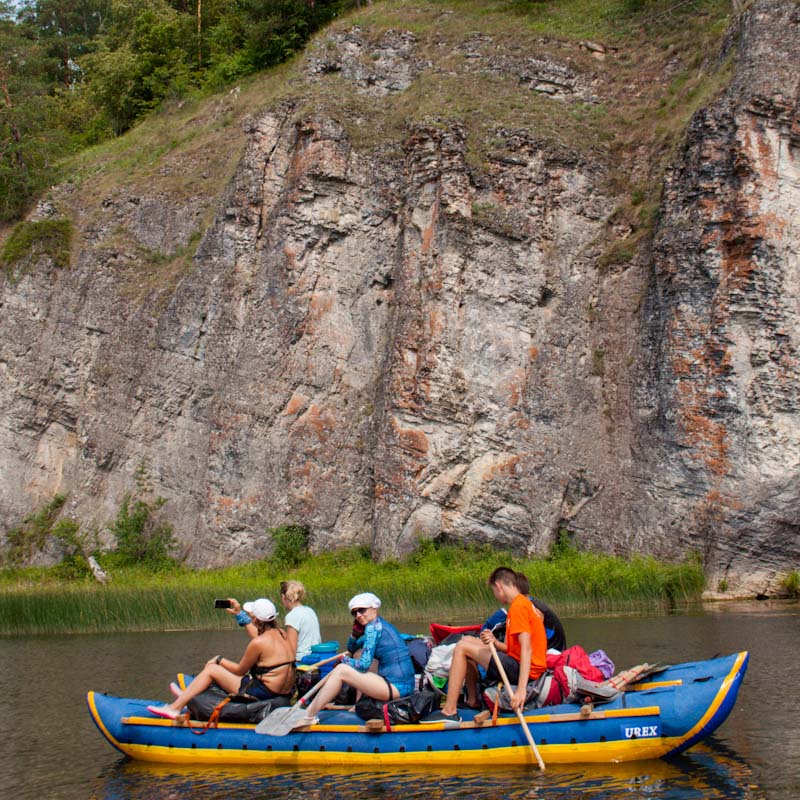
top-left (441, 637), bottom-right (491, 716)
top-left (304, 663), bottom-right (397, 717)
top-left (464, 660), bottom-right (481, 706)
top-left (168, 663), bottom-right (241, 712)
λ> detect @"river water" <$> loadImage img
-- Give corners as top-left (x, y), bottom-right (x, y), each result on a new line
top-left (1, 600), bottom-right (797, 799)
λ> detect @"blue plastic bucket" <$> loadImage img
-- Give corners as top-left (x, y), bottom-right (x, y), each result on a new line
top-left (302, 641), bottom-right (339, 675)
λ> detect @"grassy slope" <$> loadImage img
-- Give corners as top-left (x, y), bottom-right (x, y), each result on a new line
top-left (30, 0), bottom-right (733, 278)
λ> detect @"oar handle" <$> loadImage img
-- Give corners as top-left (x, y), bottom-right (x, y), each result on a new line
top-left (296, 652), bottom-right (345, 672)
top-left (488, 641), bottom-right (546, 771)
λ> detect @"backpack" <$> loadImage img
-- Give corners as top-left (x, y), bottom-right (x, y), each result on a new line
top-left (186, 684), bottom-right (290, 724)
top-left (482, 665), bottom-right (581, 711)
top-left (354, 690), bottom-right (440, 728)
top-left (406, 637), bottom-right (433, 673)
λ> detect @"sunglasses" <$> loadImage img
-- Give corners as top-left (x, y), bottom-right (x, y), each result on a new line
top-left (350, 607), bottom-right (369, 617)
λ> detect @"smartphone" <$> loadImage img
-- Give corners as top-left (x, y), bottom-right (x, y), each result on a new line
top-left (214, 599), bottom-right (232, 609)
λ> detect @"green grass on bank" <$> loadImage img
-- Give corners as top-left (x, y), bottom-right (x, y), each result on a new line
top-left (0, 543), bottom-right (705, 636)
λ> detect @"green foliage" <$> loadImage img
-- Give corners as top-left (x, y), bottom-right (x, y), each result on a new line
top-left (409, 535), bottom-right (439, 565)
top-left (49, 518), bottom-right (97, 580)
top-left (0, 14), bottom-right (66, 219)
top-left (269, 523), bottom-right (310, 568)
top-left (1, 218), bottom-right (72, 276)
top-left (591, 348), bottom-right (606, 377)
top-left (108, 492), bottom-right (176, 568)
top-left (51, 552), bottom-right (94, 581)
top-left (549, 528), bottom-right (578, 560)
top-left (16, 0), bottom-right (112, 86)
top-left (51, 518), bottom-right (84, 553)
top-left (2, 494), bottom-right (67, 566)
top-left (84, 4), bottom-right (194, 134)
top-left (782, 570), bottom-right (800, 598)
top-left (0, 0), bottom-right (349, 220)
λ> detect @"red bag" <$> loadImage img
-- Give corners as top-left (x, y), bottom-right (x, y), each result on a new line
top-left (546, 645), bottom-right (605, 683)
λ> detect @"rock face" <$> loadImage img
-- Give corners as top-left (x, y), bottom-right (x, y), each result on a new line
top-left (0, 1), bottom-right (798, 592)
top-left (634, 1), bottom-right (800, 594)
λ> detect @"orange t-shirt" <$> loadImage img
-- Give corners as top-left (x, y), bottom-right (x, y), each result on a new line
top-left (505, 594), bottom-right (547, 679)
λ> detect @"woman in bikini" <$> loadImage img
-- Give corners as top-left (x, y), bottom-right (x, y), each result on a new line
top-left (147, 598), bottom-right (296, 719)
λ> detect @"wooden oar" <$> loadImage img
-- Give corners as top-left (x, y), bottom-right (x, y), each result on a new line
top-left (255, 672), bottom-right (332, 735)
top-left (296, 652), bottom-right (345, 672)
top-left (488, 641), bottom-right (545, 771)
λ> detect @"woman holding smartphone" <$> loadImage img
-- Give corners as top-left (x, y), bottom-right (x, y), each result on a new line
top-left (147, 598), bottom-right (295, 719)
top-left (223, 584), bottom-right (321, 662)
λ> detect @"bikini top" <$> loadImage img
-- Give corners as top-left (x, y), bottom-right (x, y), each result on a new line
top-left (250, 660), bottom-right (296, 679)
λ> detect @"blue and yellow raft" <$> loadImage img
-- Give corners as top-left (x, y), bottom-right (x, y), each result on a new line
top-left (87, 651), bottom-right (747, 766)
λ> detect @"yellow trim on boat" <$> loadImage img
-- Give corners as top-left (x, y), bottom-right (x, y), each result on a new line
top-left (631, 680), bottom-right (683, 690)
top-left (527, 706), bottom-right (661, 724)
top-left (88, 691), bottom-right (124, 752)
top-left (120, 704), bottom-right (661, 734)
top-left (113, 734), bottom-right (683, 766)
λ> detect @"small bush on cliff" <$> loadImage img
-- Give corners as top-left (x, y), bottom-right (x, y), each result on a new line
top-left (549, 528), bottom-right (578, 560)
top-left (782, 570), bottom-right (800, 598)
top-left (270, 524), bottom-right (310, 568)
top-left (108, 493), bottom-right (176, 569)
top-left (1, 219), bottom-right (72, 279)
top-left (2, 494), bottom-right (68, 567)
top-left (50, 518), bottom-right (97, 581)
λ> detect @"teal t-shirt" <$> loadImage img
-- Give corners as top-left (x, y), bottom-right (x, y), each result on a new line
top-left (285, 604), bottom-right (321, 660)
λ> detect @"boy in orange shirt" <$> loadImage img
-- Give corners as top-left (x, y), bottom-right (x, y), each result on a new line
top-left (422, 566), bottom-right (547, 723)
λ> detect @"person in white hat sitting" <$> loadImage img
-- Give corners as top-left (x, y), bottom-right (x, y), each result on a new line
top-left (297, 592), bottom-right (416, 727)
top-left (147, 598), bottom-right (296, 719)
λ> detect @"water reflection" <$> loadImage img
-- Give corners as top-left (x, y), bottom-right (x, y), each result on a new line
top-left (91, 741), bottom-right (762, 800)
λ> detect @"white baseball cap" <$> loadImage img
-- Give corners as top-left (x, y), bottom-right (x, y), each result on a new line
top-left (348, 592), bottom-right (381, 611)
top-left (243, 598), bottom-right (277, 621)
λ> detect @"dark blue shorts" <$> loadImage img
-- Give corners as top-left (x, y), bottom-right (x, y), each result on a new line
top-left (239, 676), bottom-right (290, 700)
top-left (485, 651), bottom-right (521, 685)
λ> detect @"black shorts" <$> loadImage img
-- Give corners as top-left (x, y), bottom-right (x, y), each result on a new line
top-left (485, 651), bottom-right (521, 684)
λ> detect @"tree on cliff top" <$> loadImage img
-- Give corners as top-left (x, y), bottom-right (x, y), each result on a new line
top-left (1, 0), bottom-right (347, 220)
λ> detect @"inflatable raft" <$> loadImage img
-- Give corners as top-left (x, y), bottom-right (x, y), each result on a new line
top-left (87, 650), bottom-right (748, 767)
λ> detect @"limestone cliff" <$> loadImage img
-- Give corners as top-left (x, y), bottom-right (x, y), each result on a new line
top-left (1, 1), bottom-right (798, 594)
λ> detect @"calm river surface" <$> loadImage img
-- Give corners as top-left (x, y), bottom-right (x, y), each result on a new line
top-left (1, 600), bottom-right (797, 799)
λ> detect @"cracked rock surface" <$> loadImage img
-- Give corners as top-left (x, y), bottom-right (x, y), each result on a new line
top-left (0, 1), bottom-right (798, 594)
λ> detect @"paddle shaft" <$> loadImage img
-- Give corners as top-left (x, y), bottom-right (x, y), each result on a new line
top-left (301, 672), bottom-right (329, 704)
top-left (296, 652), bottom-right (345, 672)
top-left (488, 641), bottom-right (546, 771)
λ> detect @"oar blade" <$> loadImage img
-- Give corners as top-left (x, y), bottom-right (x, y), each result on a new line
top-left (255, 704), bottom-right (308, 736)
top-left (256, 668), bottom-right (332, 735)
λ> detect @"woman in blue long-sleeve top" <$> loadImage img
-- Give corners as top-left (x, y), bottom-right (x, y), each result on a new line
top-left (297, 592), bottom-right (415, 727)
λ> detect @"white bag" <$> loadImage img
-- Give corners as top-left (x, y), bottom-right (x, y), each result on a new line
top-left (424, 642), bottom-right (458, 677)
